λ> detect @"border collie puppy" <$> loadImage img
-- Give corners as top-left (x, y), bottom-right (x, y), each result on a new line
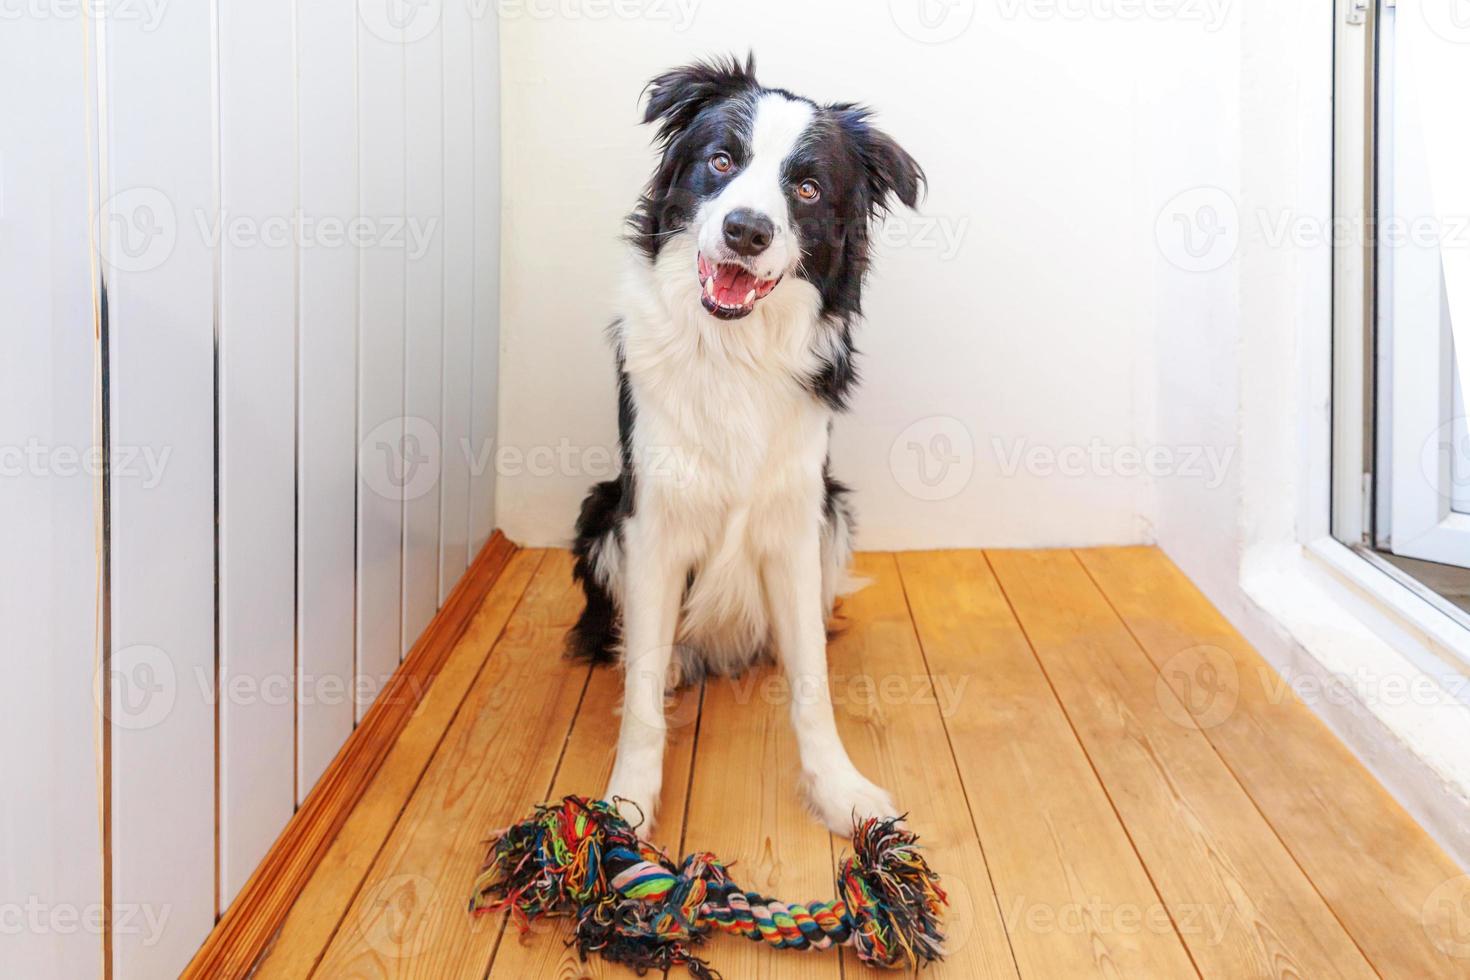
top-left (569, 54), bottom-right (924, 836)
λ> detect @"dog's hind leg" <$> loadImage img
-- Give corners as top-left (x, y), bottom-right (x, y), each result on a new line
top-left (568, 478), bottom-right (629, 663)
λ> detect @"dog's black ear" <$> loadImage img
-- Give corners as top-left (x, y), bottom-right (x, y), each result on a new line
top-left (836, 106), bottom-right (926, 215)
top-left (642, 53), bottom-right (758, 146)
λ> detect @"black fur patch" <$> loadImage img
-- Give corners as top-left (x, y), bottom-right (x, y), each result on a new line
top-left (567, 476), bottom-right (628, 663)
top-left (807, 319), bottom-right (860, 411)
top-left (822, 459), bottom-right (854, 528)
top-left (568, 326), bottom-right (638, 663)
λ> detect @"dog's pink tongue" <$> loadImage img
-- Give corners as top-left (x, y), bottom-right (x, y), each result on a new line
top-left (713, 263), bottom-right (757, 306)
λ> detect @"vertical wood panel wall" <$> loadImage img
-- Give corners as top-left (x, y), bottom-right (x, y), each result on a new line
top-left (101, 3), bottom-right (221, 976)
top-left (0, 15), bottom-right (104, 979)
top-left (295, 0), bottom-right (360, 808)
top-left (217, 0), bottom-right (299, 907)
top-left (1, 4), bottom-right (501, 977)
top-left (354, 7), bottom-right (408, 723)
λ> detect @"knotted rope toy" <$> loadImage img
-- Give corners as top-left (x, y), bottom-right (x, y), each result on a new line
top-left (467, 796), bottom-right (946, 978)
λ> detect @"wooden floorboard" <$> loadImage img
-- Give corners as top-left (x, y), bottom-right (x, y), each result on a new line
top-left (484, 670), bottom-right (701, 979)
top-left (310, 551), bottom-right (590, 978)
top-left (245, 545), bottom-right (1468, 980)
top-left (680, 665), bottom-right (839, 980)
top-left (254, 546), bottom-right (542, 979)
top-left (834, 553), bottom-right (1018, 979)
top-left (988, 549), bottom-right (1377, 979)
top-left (898, 550), bottom-right (1198, 978)
top-left (1077, 546), bottom-right (1470, 978)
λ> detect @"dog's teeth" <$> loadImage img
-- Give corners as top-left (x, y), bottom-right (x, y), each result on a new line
top-left (745, 290), bottom-right (755, 304)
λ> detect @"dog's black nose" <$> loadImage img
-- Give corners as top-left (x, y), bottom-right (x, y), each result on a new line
top-left (722, 209), bottom-right (774, 257)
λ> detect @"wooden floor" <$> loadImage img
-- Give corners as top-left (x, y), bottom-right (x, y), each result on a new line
top-left (255, 548), bottom-right (1470, 979)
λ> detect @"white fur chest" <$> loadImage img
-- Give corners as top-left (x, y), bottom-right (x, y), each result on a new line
top-left (614, 234), bottom-right (835, 663)
top-left (620, 236), bottom-right (833, 538)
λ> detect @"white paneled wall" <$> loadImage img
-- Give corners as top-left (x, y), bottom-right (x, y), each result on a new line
top-left (403, 11), bottom-right (447, 657)
top-left (355, 7), bottom-right (408, 722)
top-left (101, 3), bottom-right (221, 977)
top-left (0, 15), bottom-right (103, 979)
top-left (295, 0), bottom-right (360, 804)
top-left (470, 6), bottom-right (501, 555)
top-left (4, 3), bottom-right (501, 977)
top-left (438, 0), bottom-right (478, 599)
top-left (218, 0), bottom-right (299, 906)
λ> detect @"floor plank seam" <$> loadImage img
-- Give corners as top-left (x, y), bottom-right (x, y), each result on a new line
top-left (1070, 550), bottom-right (1387, 980)
top-left (302, 549), bottom-right (548, 980)
top-left (665, 681), bottom-right (707, 980)
top-left (891, 553), bottom-right (1023, 979)
top-left (981, 550), bottom-right (1206, 980)
top-left (674, 681), bottom-right (708, 858)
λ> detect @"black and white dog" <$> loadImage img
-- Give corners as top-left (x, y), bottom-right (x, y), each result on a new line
top-left (569, 55), bottom-right (924, 836)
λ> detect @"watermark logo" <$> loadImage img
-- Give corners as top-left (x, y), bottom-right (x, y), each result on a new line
top-left (890, 0), bottom-right (976, 43)
top-left (358, 0), bottom-right (441, 43)
top-left (1422, 0), bottom-right (1470, 44)
top-left (1423, 875), bottom-right (1470, 957)
top-left (0, 0), bottom-right (171, 31)
top-left (1260, 663), bottom-right (1462, 712)
top-left (725, 670), bottom-right (973, 719)
top-left (890, 416), bottom-right (975, 501)
top-left (1421, 417), bottom-right (1470, 504)
top-left (0, 440), bottom-right (171, 488)
top-left (1155, 185), bottom-right (1238, 272)
top-left (992, 437), bottom-right (1235, 488)
top-left (618, 645), bottom-right (703, 733)
top-left (195, 210), bottom-right (440, 259)
top-left (97, 187), bottom-right (177, 274)
top-left (875, 213), bottom-right (971, 261)
top-left (0, 898), bottom-right (170, 947)
top-left (1156, 645), bottom-right (1238, 730)
top-left (356, 873), bottom-right (437, 958)
top-left (494, 0), bottom-right (700, 30)
top-left (1004, 895), bottom-right (1235, 943)
top-left (98, 644), bottom-right (177, 731)
top-left (361, 416), bottom-right (441, 502)
top-left (995, 0), bottom-right (1231, 31)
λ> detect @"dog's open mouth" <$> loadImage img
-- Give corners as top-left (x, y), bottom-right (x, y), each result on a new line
top-left (698, 253), bottom-right (781, 319)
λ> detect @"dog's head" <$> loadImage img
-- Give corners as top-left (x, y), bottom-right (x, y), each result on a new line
top-left (629, 54), bottom-right (924, 321)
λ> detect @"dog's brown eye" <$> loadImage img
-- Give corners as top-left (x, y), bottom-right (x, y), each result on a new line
top-left (797, 179), bottom-right (821, 202)
top-left (710, 152), bottom-right (734, 174)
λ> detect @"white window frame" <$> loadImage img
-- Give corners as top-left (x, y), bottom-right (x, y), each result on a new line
top-left (1326, 0), bottom-right (1470, 639)
top-left (1377, 0), bottom-right (1470, 564)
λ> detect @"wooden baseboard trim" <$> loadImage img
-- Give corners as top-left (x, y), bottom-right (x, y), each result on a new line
top-left (181, 532), bottom-right (517, 980)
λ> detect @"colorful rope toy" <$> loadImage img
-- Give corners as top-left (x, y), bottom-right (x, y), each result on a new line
top-left (468, 796), bottom-right (947, 978)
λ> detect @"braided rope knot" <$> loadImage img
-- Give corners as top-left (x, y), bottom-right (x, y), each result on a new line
top-left (469, 796), bottom-right (947, 978)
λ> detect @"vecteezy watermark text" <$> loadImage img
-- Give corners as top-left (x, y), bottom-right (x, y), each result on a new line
top-left (993, 437), bottom-right (1236, 488)
top-left (0, 898), bottom-right (170, 947)
top-left (0, 440), bottom-right (171, 488)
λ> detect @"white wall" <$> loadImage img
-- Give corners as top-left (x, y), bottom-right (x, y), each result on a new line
top-left (0, 15), bottom-right (104, 979)
top-left (3, 3), bottom-right (501, 977)
top-left (1145, 0), bottom-right (1329, 623)
top-left (494, 1), bottom-right (1234, 549)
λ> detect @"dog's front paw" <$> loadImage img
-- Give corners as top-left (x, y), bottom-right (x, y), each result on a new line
top-left (801, 768), bottom-right (899, 836)
top-left (604, 774), bottom-right (661, 838)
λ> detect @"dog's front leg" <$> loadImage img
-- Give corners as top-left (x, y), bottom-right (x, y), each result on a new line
top-left (764, 527), bottom-right (898, 835)
top-left (604, 517), bottom-right (683, 835)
